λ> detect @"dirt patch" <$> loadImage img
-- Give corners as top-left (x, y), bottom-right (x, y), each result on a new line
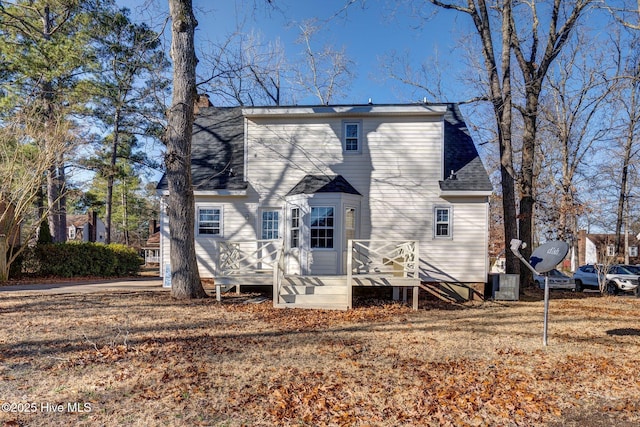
top-left (1, 291), bottom-right (639, 426)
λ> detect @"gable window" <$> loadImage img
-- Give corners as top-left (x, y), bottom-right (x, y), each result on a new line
top-left (606, 244), bottom-right (615, 257)
top-left (198, 207), bottom-right (222, 236)
top-left (434, 207), bottom-right (452, 238)
top-left (629, 246), bottom-right (638, 257)
top-left (311, 207), bottom-right (334, 248)
top-left (290, 208), bottom-right (300, 248)
top-left (343, 121), bottom-right (361, 153)
top-left (261, 210), bottom-right (279, 240)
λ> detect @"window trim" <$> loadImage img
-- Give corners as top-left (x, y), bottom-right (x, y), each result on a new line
top-left (434, 206), bottom-right (452, 239)
top-left (342, 120), bottom-right (362, 154)
top-left (196, 205), bottom-right (223, 237)
top-left (310, 206), bottom-right (335, 249)
top-left (606, 244), bottom-right (616, 257)
top-left (629, 246), bottom-right (638, 257)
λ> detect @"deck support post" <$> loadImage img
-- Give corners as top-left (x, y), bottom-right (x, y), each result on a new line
top-left (347, 239), bottom-right (353, 309)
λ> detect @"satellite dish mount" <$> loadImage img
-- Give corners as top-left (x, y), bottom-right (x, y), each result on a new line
top-left (510, 239), bottom-right (569, 346)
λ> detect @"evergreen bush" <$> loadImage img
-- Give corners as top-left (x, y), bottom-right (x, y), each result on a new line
top-left (32, 242), bottom-right (143, 278)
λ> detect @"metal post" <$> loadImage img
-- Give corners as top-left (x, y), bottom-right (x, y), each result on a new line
top-left (625, 197), bottom-right (630, 264)
top-left (543, 275), bottom-right (550, 346)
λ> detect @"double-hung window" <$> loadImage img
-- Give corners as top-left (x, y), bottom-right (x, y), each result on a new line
top-left (290, 208), bottom-right (300, 248)
top-left (261, 210), bottom-right (279, 240)
top-left (343, 121), bottom-right (361, 153)
top-left (434, 207), bottom-right (451, 238)
top-left (198, 207), bottom-right (222, 236)
top-left (310, 207), bottom-right (334, 248)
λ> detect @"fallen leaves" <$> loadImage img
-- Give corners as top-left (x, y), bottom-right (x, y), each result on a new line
top-left (0, 292), bottom-right (639, 426)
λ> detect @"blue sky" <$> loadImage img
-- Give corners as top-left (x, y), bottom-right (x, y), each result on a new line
top-left (121, 0), bottom-right (471, 105)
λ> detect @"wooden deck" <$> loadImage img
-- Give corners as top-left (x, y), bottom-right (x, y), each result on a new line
top-left (215, 239), bottom-right (421, 310)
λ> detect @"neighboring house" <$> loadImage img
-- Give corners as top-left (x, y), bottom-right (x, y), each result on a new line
top-left (576, 230), bottom-right (640, 266)
top-left (142, 220), bottom-right (160, 266)
top-left (66, 212), bottom-right (106, 243)
top-left (157, 103), bottom-right (493, 308)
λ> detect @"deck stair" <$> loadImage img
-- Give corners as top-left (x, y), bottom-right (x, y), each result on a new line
top-left (276, 275), bottom-right (349, 310)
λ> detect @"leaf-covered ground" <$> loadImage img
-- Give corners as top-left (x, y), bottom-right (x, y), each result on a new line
top-left (1, 289), bottom-right (639, 426)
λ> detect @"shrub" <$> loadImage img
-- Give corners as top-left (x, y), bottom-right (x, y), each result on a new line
top-left (32, 242), bottom-right (143, 278)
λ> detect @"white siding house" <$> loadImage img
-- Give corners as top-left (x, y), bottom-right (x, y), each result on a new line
top-left (66, 212), bottom-right (106, 243)
top-left (157, 103), bottom-right (492, 294)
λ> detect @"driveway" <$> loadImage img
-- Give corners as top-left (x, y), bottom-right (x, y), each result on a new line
top-left (0, 277), bottom-right (167, 296)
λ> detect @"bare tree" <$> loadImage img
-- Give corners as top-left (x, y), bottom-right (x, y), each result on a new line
top-left (199, 30), bottom-right (285, 106)
top-left (165, 0), bottom-right (206, 299)
top-left (602, 0), bottom-right (640, 31)
top-left (535, 35), bottom-right (615, 258)
top-left (0, 107), bottom-right (73, 281)
top-left (292, 19), bottom-right (355, 105)
top-left (610, 35), bottom-right (640, 257)
top-left (378, 49), bottom-right (446, 102)
top-left (427, 0), bottom-right (593, 288)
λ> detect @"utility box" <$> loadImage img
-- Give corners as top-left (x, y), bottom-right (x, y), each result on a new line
top-left (489, 274), bottom-right (520, 301)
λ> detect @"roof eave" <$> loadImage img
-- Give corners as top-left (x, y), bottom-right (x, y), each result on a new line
top-left (242, 104), bottom-right (447, 118)
top-left (439, 190), bottom-right (493, 197)
top-left (157, 189), bottom-right (248, 197)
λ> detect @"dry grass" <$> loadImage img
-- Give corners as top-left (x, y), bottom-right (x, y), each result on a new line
top-left (1, 289), bottom-right (639, 426)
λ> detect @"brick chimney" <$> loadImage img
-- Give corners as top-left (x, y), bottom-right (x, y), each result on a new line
top-left (194, 93), bottom-right (212, 114)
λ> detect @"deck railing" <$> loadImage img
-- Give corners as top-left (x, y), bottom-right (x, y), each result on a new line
top-left (349, 239), bottom-right (419, 276)
top-left (347, 239), bottom-right (419, 308)
top-left (219, 240), bottom-right (281, 275)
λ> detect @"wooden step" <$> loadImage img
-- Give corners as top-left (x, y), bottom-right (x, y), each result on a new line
top-left (282, 275), bottom-right (347, 287)
top-left (275, 302), bottom-right (349, 311)
top-left (279, 285), bottom-right (347, 296)
top-left (215, 274), bottom-right (273, 287)
top-left (279, 293), bottom-right (348, 305)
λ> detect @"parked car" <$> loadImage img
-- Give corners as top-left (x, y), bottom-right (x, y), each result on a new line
top-left (572, 264), bottom-right (640, 295)
top-left (533, 269), bottom-right (576, 291)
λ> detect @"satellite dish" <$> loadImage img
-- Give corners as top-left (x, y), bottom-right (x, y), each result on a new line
top-left (529, 241), bottom-right (569, 273)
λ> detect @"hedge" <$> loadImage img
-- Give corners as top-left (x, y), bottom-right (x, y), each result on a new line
top-left (23, 242), bottom-right (143, 278)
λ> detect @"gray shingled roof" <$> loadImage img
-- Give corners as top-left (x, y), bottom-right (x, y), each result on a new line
top-left (287, 175), bottom-right (361, 196)
top-left (157, 103), bottom-right (491, 194)
top-left (157, 107), bottom-right (246, 191)
top-left (439, 103), bottom-right (493, 192)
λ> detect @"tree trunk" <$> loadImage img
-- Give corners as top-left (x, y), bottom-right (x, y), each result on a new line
top-left (0, 235), bottom-right (7, 282)
top-left (122, 184), bottom-right (129, 246)
top-left (42, 6), bottom-right (66, 243)
top-left (166, 0), bottom-right (206, 299)
top-left (519, 92), bottom-right (538, 287)
top-left (105, 110), bottom-right (120, 245)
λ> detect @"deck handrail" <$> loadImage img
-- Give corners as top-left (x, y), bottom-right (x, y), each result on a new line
top-left (219, 240), bottom-right (281, 275)
top-left (350, 239), bottom-right (419, 278)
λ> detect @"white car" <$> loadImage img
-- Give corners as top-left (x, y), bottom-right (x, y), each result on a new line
top-left (533, 269), bottom-right (576, 291)
top-left (573, 264), bottom-right (640, 295)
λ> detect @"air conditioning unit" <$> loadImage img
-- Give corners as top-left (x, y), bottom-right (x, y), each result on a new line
top-left (491, 274), bottom-right (519, 301)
